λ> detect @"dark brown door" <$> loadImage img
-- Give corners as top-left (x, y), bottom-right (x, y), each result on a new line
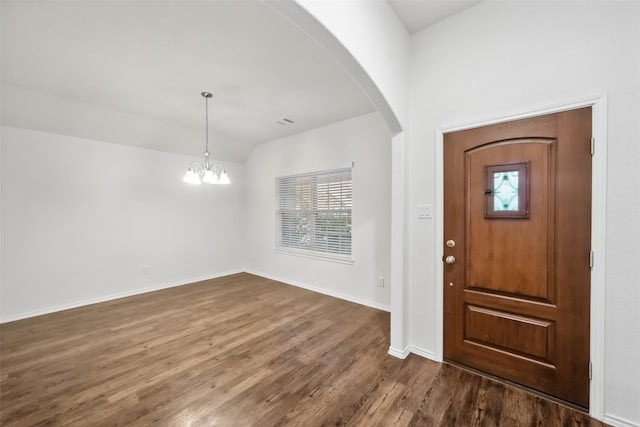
top-left (443, 108), bottom-right (592, 408)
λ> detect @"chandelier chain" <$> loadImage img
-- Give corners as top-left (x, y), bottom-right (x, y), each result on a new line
top-left (204, 93), bottom-right (209, 155)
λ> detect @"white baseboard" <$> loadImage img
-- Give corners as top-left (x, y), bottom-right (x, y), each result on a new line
top-left (245, 269), bottom-right (390, 312)
top-left (0, 269), bottom-right (244, 324)
top-left (604, 414), bottom-right (640, 427)
top-left (409, 345), bottom-right (440, 362)
top-left (2, 269), bottom-right (390, 323)
top-left (388, 346), bottom-right (410, 359)
top-left (388, 345), bottom-right (440, 362)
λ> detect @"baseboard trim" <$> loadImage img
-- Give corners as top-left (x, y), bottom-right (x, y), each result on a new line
top-left (409, 345), bottom-right (439, 362)
top-left (245, 269), bottom-right (390, 313)
top-left (0, 269), bottom-right (244, 324)
top-left (387, 344), bottom-right (441, 362)
top-left (604, 414), bottom-right (640, 427)
top-left (388, 346), bottom-right (410, 359)
top-left (387, 346), bottom-right (440, 362)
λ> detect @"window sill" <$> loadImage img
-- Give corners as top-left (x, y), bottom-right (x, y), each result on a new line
top-left (274, 248), bottom-right (354, 265)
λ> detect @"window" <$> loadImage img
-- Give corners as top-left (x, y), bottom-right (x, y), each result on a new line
top-left (276, 167), bottom-right (352, 261)
top-left (484, 162), bottom-right (530, 219)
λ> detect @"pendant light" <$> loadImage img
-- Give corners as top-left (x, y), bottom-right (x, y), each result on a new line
top-left (183, 92), bottom-right (230, 185)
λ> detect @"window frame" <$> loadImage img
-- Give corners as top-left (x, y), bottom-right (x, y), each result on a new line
top-left (275, 166), bottom-right (354, 264)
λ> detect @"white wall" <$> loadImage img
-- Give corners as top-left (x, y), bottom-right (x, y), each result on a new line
top-left (407, 2), bottom-right (639, 425)
top-left (244, 112), bottom-right (391, 310)
top-left (0, 126), bottom-right (245, 321)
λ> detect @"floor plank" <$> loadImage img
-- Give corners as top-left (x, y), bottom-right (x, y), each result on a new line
top-left (0, 273), bottom-right (608, 426)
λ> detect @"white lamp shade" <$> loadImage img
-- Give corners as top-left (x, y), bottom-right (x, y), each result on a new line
top-left (183, 169), bottom-right (202, 185)
top-left (202, 169), bottom-right (219, 184)
top-left (218, 170), bottom-right (231, 185)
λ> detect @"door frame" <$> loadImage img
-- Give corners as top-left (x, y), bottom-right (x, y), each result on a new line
top-left (434, 94), bottom-right (607, 419)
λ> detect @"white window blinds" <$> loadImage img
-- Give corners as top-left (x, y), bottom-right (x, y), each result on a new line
top-left (276, 167), bottom-right (352, 258)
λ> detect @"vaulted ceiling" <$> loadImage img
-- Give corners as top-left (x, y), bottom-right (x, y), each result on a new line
top-left (1, 1), bottom-right (480, 162)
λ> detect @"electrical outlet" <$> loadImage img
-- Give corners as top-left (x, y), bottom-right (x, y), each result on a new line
top-left (377, 276), bottom-right (385, 287)
top-left (143, 265), bottom-right (150, 275)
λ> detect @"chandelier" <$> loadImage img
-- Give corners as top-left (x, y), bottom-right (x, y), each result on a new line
top-left (183, 92), bottom-right (230, 185)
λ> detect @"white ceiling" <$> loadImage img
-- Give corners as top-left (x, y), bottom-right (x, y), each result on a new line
top-left (388, 0), bottom-right (482, 35)
top-left (1, 1), bottom-right (479, 162)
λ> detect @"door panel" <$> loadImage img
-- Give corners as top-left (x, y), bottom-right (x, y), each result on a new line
top-left (467, 139), bottom-right (555, 300)
top-left (464, 304), bottom-right (554, 362)
top-left (443, 108), bottom-right (592, 408)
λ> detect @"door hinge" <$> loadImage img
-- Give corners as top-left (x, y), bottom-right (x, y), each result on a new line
top-left (591, 137), bottom-right (595, 156)
top-left (590, 250), bottom-right (594, 269)
top-left (589, 361), bottom-right (593, 381)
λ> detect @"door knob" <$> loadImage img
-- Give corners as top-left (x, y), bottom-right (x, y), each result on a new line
top-left (445, 255), bottom-right (456, 264)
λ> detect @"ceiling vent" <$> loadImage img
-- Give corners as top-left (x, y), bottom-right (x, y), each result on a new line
top-left (276, 118), bottom-right (294, 126)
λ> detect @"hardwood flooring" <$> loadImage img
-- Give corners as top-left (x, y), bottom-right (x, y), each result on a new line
top-left (1, 273), bottom-right (607, 426)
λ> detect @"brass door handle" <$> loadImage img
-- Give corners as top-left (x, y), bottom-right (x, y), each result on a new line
top-left (445, 255), bottom-right (456, 265)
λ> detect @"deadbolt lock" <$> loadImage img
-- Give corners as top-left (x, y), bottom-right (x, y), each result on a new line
top-left (446, 240), bottom-right (456, 248)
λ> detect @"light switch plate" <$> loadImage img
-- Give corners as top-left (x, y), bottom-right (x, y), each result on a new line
top-left (417, 204), bottom-right (432, 219)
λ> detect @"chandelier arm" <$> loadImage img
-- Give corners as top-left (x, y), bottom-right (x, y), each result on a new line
top-left (189, 161), bottom-right (205, 174)
top-left (211, 163), bottom-right (230, 185)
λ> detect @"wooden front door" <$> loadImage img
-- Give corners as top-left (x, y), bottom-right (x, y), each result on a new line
top-left (443, 108), bottom-right (592, 408)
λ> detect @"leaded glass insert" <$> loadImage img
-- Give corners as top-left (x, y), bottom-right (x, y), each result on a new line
top-left (484, 162), bottom-right (529, 219)
top-left (493, 171), bottom-right (519, 211)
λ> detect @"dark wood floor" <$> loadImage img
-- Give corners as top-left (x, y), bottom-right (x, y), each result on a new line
top-left (1, 273), bottom-right (607, 426)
